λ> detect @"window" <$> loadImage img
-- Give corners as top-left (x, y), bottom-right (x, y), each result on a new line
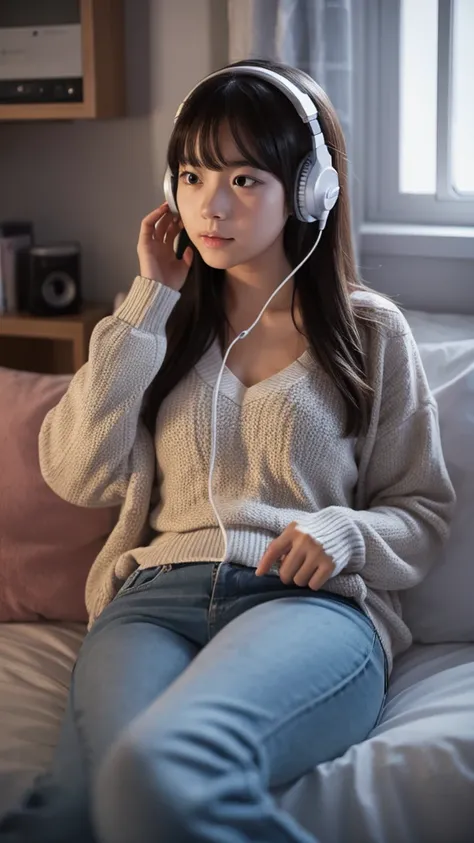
top-left (364, 0), bottom-right (474, 227)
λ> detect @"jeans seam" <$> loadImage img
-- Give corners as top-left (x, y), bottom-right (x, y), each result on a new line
top-left (357, 611), bottom-right (389, 693)
top-left (207, 562), bottom-right (222, 641)
top-left (259, 631), bottom-right (380, 745)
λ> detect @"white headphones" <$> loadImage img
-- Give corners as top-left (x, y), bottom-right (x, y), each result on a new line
top-left (163, 64), bottom-right (340, 230)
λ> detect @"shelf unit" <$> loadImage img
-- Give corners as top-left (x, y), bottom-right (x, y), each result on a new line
top-left (0, 0), bottom-right (125, 121)
top-left (0, 304), bottom-right (110, 373)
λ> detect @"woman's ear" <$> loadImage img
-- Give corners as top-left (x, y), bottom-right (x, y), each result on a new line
top-left (284, 196), bottom-right (294, 218)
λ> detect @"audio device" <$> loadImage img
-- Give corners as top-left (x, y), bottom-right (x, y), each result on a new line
top-left (0, 1), bottom-right (82, 105)
top-left (17, 242), bottom-right (82, 316)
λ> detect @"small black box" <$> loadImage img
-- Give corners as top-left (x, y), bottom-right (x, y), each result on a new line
top-left (17, 242), bottom-right (82, 316)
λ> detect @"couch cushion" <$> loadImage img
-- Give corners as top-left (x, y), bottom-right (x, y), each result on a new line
top-left (399, 312), bottom-right (474, 643)
top-left (0, 367), bottom-right (118, 622)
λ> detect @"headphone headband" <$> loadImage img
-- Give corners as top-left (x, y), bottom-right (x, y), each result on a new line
top-left (176, 66), bottom-right (319, 124)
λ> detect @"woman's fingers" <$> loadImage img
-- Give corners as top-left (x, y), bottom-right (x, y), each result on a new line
top-left (182, 245), bottom-right (194, 269)
top-left (142, 202), bottom-right (169, 224)
top-left (292, 556), bottom-right (320, 587)
top-left (152, 209), bottom-right (175, 241)
top-left (162, 216), bottom-right (182, 245)
top-left (138, 204), bottom-right (170, 240)
top-left (278, 546), bottom-right (307, 584)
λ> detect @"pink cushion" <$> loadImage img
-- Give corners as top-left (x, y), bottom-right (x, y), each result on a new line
top-left (0, 367), bottom-right (119, 622)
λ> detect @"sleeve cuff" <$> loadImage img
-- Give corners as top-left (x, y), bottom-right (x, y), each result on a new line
top-left (294, 506), bottom-right (366, 577)
top-left (114, 275), bottom-right (181, 334)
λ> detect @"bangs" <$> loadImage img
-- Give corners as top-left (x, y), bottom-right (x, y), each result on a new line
top-left (167, 77), bottom-right (307, 179)
top-left (176, 110), bottom-right (266, 171)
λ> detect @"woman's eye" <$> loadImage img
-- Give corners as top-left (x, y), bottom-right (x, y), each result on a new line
top-left (234, 175), bottom-right (257, 188)
top-left (179, 171), bottom-right (200, 185)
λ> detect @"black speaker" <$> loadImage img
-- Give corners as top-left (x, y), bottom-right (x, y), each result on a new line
top-left (17, 242), bottom-right (82, 316)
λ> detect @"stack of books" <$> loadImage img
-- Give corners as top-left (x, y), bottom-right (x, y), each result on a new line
top-left (0, 222), bottom-right (34, 314)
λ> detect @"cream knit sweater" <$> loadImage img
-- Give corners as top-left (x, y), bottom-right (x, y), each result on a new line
top-left (38, 275), bottom-right (456, 674)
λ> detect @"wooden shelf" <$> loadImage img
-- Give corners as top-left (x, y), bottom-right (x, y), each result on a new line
top-left (0, 0), bottom-right (125, 122)
top-left (0, 303), bottom-right (110, 374)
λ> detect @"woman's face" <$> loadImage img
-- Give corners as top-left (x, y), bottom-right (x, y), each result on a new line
top-left (175, 122), bottom-right (289, 272)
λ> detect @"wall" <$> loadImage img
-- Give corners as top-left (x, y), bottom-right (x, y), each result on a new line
top-left (0, 0), bottom-right (228, 306)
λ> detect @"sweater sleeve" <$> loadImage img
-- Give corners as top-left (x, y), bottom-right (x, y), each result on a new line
top-left (294, 327), bottom-right (456, 591)
top-left (38, 275), bottom-right (180, 508)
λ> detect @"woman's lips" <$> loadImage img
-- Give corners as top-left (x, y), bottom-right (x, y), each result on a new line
top-left (199, 234), bottom-right (234, 248)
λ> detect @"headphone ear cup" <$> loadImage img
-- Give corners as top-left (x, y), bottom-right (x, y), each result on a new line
top-left (295, 154), bottom-right (340, 225)
top-left (163, 166), bottom-right (179, 216)
top-left (295, 155), bottom-right (314, 222)
top-left (311, 166), bottom-right (340, 222)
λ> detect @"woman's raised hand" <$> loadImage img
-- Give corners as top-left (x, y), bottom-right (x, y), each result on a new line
top-left (137, 202), bottom-right (193, 292)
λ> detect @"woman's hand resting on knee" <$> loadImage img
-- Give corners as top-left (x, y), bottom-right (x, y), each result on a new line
top-left (256, 522), bottom-right (336, 589)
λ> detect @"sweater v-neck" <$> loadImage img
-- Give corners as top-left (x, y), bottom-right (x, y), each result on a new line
top-left (195, 338), bottom-right (313, 406)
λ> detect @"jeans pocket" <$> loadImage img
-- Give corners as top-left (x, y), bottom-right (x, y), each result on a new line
top-left (115, 565), bottom-right (166, 598)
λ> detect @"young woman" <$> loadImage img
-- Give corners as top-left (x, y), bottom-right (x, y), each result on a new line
top-left (0, 59), bottom-right (455, 843)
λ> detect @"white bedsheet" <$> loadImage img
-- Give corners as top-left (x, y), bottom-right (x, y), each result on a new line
top-left (278, 642), bottom-right (474, 843)
top-left (0, 622), bottom-right (86, 814)
top-left (1, 622), bottom-right (473, 843)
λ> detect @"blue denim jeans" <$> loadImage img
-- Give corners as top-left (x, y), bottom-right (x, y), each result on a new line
top-left (0, 561), bottom-right (387, 843)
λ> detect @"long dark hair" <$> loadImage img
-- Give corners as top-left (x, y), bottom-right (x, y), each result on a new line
top-left (142, 58), bottom-right (378, 440)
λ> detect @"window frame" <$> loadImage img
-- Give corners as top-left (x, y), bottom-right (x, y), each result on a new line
top-left (364, 0), bottom-right (474, 228)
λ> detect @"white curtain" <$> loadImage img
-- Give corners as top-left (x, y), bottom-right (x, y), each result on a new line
top-left (227, 0), bottom-right (354, 191)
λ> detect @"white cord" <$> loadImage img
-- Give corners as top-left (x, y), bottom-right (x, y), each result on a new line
top-left (207, 229), bottom-right (324, 562)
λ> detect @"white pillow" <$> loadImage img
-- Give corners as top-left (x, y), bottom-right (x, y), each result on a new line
top-left (399, 310), bottom-right (474, 643)
top-left (404, 308), bottom-right (474, 344)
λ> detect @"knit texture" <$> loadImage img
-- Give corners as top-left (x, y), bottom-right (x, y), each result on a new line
top-left (38, 276), bottom-right (456, 674)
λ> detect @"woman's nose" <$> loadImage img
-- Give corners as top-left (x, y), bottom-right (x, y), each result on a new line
top-left (201, 186), bottom-right (230, 219)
